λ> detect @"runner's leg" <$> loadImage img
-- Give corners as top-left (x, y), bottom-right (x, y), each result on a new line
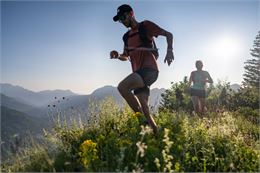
top-left (118, 73), bottom-right (145, 113)
top-left (200, 97), bottom-right (206, 115)
top-left (136, 91), bottom-right (158, 133)
top-left (191, 96), bottom-right (200, 114)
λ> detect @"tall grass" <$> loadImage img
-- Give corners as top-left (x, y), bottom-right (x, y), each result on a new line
top-left (1, 97), bottom-right (259, 172)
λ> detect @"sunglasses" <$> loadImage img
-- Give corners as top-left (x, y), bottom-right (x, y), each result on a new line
top-left (118, 13), bottom-right (128, 23)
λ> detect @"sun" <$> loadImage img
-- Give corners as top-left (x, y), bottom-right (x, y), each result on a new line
top-left (207, 33), bottom-right (243, 61)
top-left (201, 32), bottom-right (245, 83)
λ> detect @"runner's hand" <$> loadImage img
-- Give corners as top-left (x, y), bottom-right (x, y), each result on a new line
top-left (110, 50), bottom-right (119, 59)
top-left (164, 50), bottom-right (174, 66)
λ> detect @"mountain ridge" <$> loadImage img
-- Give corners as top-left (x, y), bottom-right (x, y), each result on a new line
top-left (0, 83), bottom-right (77, 107)
top-left (1, 94), bottom-right (45, 117)
top-left (1, 83), bottom-right (166, 109)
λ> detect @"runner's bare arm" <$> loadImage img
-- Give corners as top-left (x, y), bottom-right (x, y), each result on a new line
top-left (206, 72), bottom-right (213, 83)
top-left (160, 30), bottom-right (174, 66)
top-left (110, 49), bottom-right (128, 61)
top-left (117, 54), bottom-right (128, 61)
top-left (188, 72), bottom-right (193, 87)
top-left (118, 47), bottom-right (129, 61)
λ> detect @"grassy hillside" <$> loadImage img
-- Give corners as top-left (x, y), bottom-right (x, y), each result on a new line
top-left (1, 98), bottom-right (259, 172)
top-left (1, 106), bottom-right (50, 161)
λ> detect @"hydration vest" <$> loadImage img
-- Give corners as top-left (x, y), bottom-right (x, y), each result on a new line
top-left (123, 21), bottom-right (159, 60)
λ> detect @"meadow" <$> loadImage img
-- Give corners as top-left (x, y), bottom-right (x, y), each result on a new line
top-left (2, 96), bottom-right (259, 172)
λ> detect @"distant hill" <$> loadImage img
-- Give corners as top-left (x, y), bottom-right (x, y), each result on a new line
top-left (45, 94), bottom-right (90, 114)
top-left (89, 85), bottom-right (165, 107)
top-left (230, 83), bottom-right (241, 92)
top-left (90, 85), bottom-right (122, 102)
top-left (1, 83), bottom-right (41, 106)
top-left (1, 106), bottom-right (48, 140)
top-left (1, 83), bottom-right (166, 120)
top-left (44, 85), bottom-right (166, 113)
top-left (44, 86), bottom-right (123, 115)
top-left (1, 94), bottom-right (45, 117)
top-left (149, 88), bottom-right (166, 111)
top-left (38, 89), bottom-right (77, 105)
top-left (0, 83), bottom-right (77, 107)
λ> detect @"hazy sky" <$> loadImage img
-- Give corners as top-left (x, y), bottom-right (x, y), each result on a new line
top-left (1, 0), bottom-right (259, 94)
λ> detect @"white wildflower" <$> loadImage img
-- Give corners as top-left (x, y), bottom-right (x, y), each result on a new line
top-left (154, 158), bottom-right (161, 169)
top-left (132, 164), bottom-right (144, 173)
top-left (136, 141), bottom-right (147, 157)
top-left (140, 125), bottom-right (153, 136)
top-left (160, 128), bottom-right (174, 172)
top-left (164, 162), bottom-right (174, 173)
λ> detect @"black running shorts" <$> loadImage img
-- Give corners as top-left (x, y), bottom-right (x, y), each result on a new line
top-left (190, 88), bottom-right (206, 98)
top-left (133, 68), bottom-right (159, 95)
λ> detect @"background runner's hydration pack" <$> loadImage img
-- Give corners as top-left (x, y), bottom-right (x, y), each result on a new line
top-left (123, 22), bottom-right (159, 60)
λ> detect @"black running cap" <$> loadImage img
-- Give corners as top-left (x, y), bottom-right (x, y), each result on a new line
top-left (113, 4), bottom-right (133, 22)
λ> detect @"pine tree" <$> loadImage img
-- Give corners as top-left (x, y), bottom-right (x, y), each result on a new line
top-left (243, 31), bottom-right (260, 88)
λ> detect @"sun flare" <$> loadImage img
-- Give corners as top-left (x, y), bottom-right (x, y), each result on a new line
top-left (207, 33), bottom-right (243, 61)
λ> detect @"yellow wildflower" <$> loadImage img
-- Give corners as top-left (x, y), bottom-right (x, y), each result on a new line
top-left (78, 139), bottom-right (98, 168)
top-left (134, 112), bottom-right (142, 117)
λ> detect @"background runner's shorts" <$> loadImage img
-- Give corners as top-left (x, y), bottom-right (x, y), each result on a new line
top-left (190, 88), bottom-right (206, 98)
top-left (134, 68), bottom-right (159, 95)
